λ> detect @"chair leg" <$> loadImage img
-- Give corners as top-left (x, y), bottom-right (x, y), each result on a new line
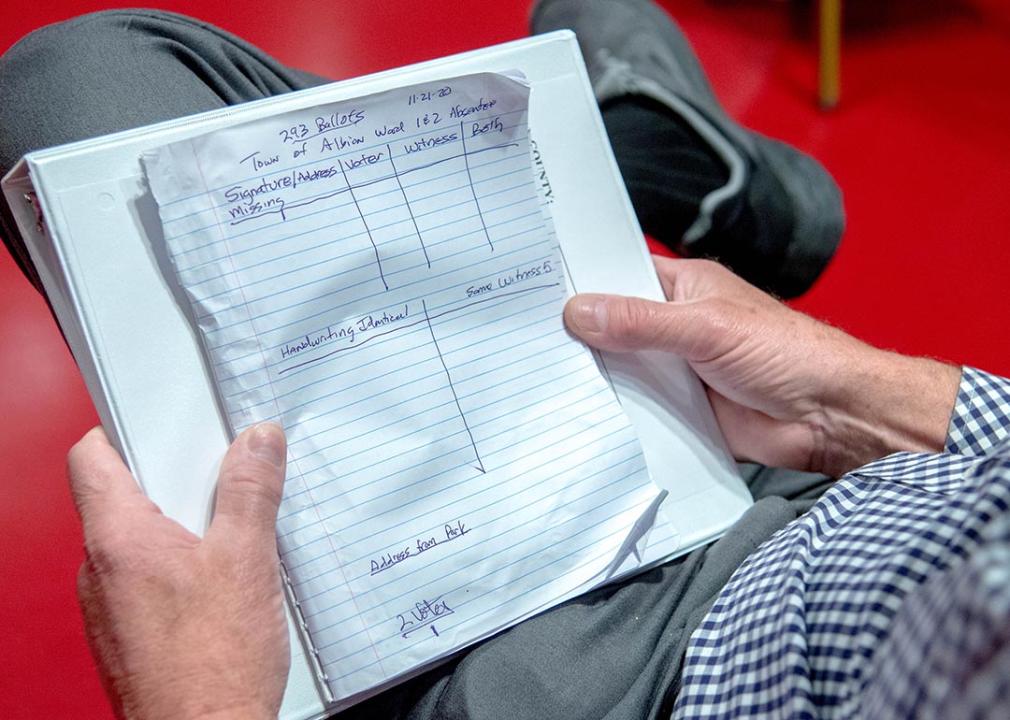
top-left (819, 0), bottom-right (842, 108)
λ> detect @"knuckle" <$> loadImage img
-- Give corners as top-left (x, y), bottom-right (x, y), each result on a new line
top-left (607, 297), bottom-right (653, 346)
top-left (676, 299), bottom-right (741, 360)
top-left (84, 544), bottom-right (121, 577)
top-left (66, 431), bottom-right (105, 507)
top-left (66, 438), bottom-right (85, 472)
top-left (220, 463), bottom-right (283, 508)
top-left (66, 441), bottom-right (91, 490)
top-left (698, 298), bottom-right (742, 335)
top-left (83, 524), bottom-right (134, 575)
top-left (690, 258), bottom-right (728, 279)
top-left (701, 295), bottom-right (734, 320)
top-left (694, 258), bottom-right (723, 273)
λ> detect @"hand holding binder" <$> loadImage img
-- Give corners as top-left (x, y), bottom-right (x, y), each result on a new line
top-left (69, 424), bottom-right (291, 720)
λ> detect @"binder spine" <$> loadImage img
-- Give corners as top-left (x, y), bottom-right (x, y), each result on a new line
top-left (279, 557), bottom-right (335, 704)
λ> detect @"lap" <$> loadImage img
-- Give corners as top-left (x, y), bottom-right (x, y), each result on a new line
top-left (0, 9), bottom-right (327, 293)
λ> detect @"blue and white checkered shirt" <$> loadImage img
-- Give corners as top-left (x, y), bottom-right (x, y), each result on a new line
top-left (673, 367), bottom-right (1010, 719)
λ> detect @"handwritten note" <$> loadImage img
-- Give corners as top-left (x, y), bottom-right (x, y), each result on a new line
top-left (143, 72), bottom-right (669, 703)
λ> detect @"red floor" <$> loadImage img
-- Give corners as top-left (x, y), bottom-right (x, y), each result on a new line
top-left (2, 1), bottom-right (1009, 717)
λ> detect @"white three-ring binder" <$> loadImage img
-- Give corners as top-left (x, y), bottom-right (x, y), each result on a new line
top-left (2, 31), bottom-right (750, 719)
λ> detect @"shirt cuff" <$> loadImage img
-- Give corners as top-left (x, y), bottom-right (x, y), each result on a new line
top-left (945, 366), bottom-right (1010, 456)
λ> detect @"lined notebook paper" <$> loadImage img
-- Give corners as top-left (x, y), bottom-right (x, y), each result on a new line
top-left (143, 72), bottom-right (673, 703)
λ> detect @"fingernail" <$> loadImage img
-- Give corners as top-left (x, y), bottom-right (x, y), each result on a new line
top-left (570, 297), bottom-right (607, 334)
top-left (249, 422), bottom-right (286, 468)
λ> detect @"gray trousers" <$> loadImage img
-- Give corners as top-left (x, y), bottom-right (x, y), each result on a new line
top-left (0, 12), bottom-right (834, 719)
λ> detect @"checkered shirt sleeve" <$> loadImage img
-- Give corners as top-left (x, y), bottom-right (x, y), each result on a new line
top-left (861, 503), bottom-right (1010, 720)
top-left (672, 368), bottom-right (1010, 719)
top-left (946, 366), bottom-right (1010, 456)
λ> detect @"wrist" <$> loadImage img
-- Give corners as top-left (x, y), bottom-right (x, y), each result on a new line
top-left (195, 709), bottom-right (274, 720)
top-left (814, 343), bottom-right (961, 476)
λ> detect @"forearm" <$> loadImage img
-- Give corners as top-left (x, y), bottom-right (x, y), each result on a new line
top-left (817, 344), bottom-right (961, 476)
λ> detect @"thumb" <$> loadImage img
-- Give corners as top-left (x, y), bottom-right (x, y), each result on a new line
top-left (211, 423), bottom-right (287, 538)
top-left (564, 293), bottom-right (719, 358)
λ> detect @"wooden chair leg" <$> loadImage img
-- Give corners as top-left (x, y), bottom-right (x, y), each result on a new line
top-left (819, 0), bottom-right (842, 108)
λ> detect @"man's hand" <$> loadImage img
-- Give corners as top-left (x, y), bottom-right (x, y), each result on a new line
top-left (564, 257), bottom-right (961, 477)
top-left (69, 424), bottom-right (290, 720)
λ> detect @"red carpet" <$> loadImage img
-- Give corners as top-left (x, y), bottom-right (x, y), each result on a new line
top-left (2, 1), bottom-right (1008, 716)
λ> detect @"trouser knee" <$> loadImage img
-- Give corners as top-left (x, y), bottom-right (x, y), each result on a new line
top-left (2, 10), bottom-right (176, 71)
top-left (0, 9), bottom-right (216, 296)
